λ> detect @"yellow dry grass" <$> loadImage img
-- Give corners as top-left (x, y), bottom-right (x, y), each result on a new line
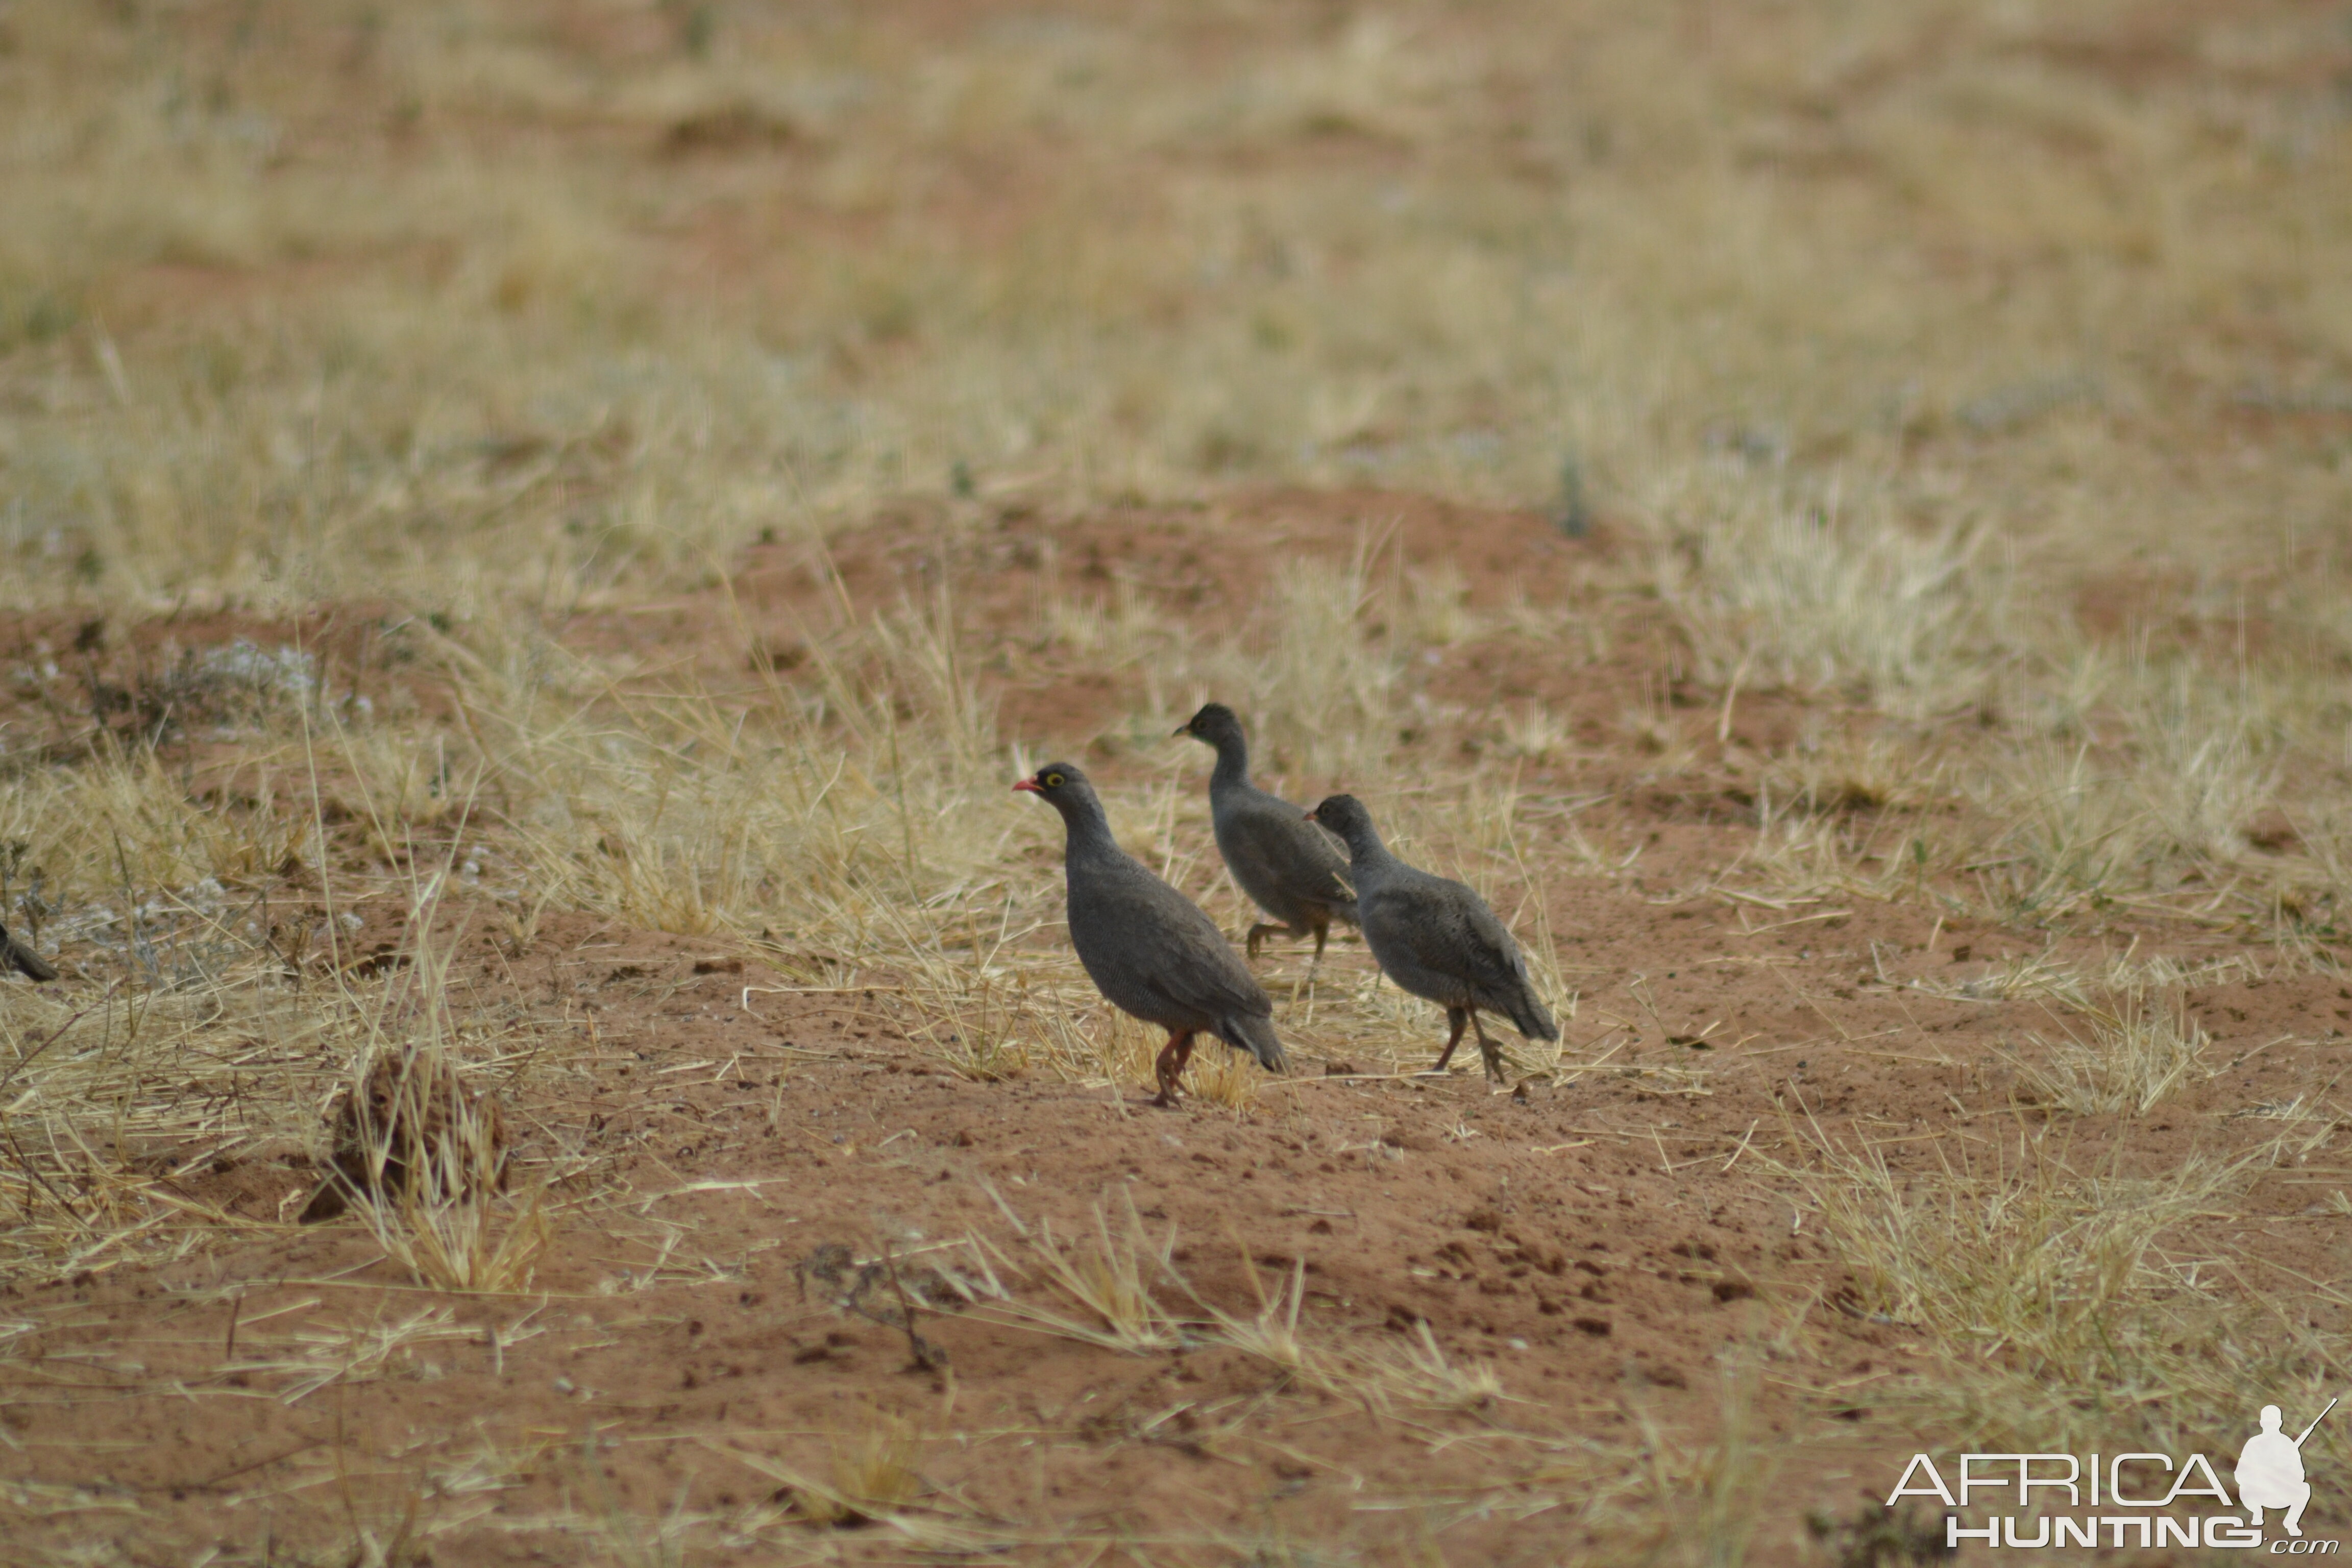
top-left (1777, 1120), bottom-right (2346, 1460)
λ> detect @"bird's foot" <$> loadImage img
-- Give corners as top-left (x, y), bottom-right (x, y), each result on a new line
top-left (1152, 1033), bottom-right (1196, 1108)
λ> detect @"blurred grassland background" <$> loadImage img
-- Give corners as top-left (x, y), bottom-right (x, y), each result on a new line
top-left (3, 0), bottom-right (2347, 603)
top-left (7, 0), bottom-right (2352, 946)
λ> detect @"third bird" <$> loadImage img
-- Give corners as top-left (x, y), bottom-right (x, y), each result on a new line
top-left (1308, 794), bottom-right (1557, 1084)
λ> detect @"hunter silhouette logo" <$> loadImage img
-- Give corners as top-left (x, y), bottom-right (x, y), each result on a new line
top-left (2241, 1399), bottom-right (2335, 1539)
top-left (1885, 1396), bottom-right (2340, 1551)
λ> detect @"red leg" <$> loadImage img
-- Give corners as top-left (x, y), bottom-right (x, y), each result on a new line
top-left (1152, 1031), bottom-right (1196, 1108)
top-left (1245, 923), bottom-right (1294, 960)
top-left (1429, 1008), bottom-right (1469, 1073)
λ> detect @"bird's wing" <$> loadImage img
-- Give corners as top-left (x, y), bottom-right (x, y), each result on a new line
top-left (1373, 875), bottom-right (1527, 990)
top-left (1454, 891), bottom-right (1535, 990)
top-left (1450, 890), bottom-right (1556, 1036)
top-left (1225, 796), bottom-right (1354, 903)
top-left (1135, 919), bottom-right (1273, 1024)
top-left (1143, 886), bottom-right (1273, 1022)
top-left (1082, 863), bottom-right (1272, 1022)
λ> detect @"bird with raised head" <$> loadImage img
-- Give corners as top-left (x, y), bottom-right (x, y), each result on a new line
top-left (1307, 793), bottom-right (1556, 1084)
top-left (1016, 762), bottom-right (1286, 1106)
top-left (1174, 702), bottom-right (1358, 965)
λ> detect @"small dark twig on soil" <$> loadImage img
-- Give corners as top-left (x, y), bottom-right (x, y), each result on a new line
top-left (794, 1240), bottom-right (957, 1369)
top-left (880, 1239), bottom-right (947, 1373)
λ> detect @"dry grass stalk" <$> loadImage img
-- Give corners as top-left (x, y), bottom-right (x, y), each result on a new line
top-left (977, 1212), bottom-right (1517, 1425)
top-left (251, 1303), bottom-right (484, 1406)
top-left (1633, 1353), bottom-right (1773, 1568)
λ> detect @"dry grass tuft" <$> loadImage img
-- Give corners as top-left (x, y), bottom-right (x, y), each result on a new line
top-left (1782, 1122), bottom-right (2345, 1455)
top-left (1791, 1133), bottom-right (2227, 1363)
top-left (437, 610), bottom-right (1006, 949)
top-left (308, 1036), bottom-right (550, 1295)
top-left (1655, 1353), bottom-right (1774, 1568)
top-left (775, 1409), bottom-right (926, 1529)
top-left (285, 880), bottom-right (555, 1293)
top-left (707, 1412), bottom-right (1008, 1552)
top-left (2006, 988), bottom-right (2213, 1118)
top-left (1184, 1041), bottom-right (1269, 1112)
top-left (1247, 553), bottom-right (1407, 779)
top-left (1346, 1318), bottom-right (1508, 1417)
top-left (1189, 1252), bottom-right (1313, 1379)
top-left (303, 1046), bottom-right (508, 1222)
top-left (973, 1193), bottom-right (1185, 1354)
top-left (1660, 496), bottom-right (2006, 715)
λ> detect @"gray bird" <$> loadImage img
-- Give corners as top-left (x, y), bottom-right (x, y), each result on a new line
top-left (1174, 703), bottom-right (1358, 964)
top-left (1017, 762), bottom-right (1286, 1106)
top-left (1307, 794), bottom-right (1556, 1084)
top-left (1, 922), bottom-right (56, 983)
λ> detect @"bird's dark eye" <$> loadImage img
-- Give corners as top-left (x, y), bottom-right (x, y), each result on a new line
top-left (1044, 772), bottom-right (1065, 788)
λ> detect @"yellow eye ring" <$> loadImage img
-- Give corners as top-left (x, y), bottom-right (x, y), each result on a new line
top-left (1044, 772), bottom-right (1065, 788)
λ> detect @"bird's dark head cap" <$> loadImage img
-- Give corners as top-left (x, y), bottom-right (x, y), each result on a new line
top-left (1306, 793), bottom-right (1371, 837)
top-left (1175, 702), bottom-right (1243, 742)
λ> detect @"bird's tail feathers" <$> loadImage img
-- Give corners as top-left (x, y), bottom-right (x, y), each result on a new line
top-left (1509, 991), bottom-right (1559, 1042)
top-left (1221, 1012), bottom-right (1288, 1074)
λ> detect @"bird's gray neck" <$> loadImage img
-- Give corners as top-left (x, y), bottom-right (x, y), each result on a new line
top-left (1058, 797), bottom-right (1123, 860)
top-left (1208, 732), bottom-right (1251, 792)
top-left (1339, 822), bottom-right (1394, 871)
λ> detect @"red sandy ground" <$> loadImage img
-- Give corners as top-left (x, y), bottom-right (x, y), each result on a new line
top-left (1, 494), bottom-right (2344, 1564)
